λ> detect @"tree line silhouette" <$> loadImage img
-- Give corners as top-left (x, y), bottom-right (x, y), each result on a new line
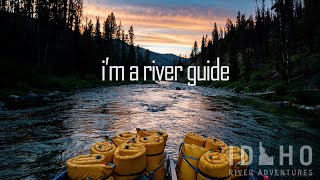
top-left (0, 0), bottom-right (151, 89)
top-left (1, 0), bottom-right (319, 91)
top-left (190, 0), bottom-right (320, 84)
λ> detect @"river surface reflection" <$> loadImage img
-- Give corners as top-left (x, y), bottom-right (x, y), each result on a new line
top-left (0, 82), bottom-right (319, 179)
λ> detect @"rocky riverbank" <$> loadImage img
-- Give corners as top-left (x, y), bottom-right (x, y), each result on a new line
top-left (0, 91), bottom-right (63, 110)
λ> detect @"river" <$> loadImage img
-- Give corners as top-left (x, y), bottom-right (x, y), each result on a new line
top-left (0, 82), bottom-right (319, 179)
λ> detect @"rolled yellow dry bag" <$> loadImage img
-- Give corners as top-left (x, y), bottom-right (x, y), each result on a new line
top-left (112, 132), bottom-right (137, 147)
top-left (67, 154), bottom-right (114, 180)
top-left (90, 141), bottom-right (116, 163)
top-left (197, 152), bottom-right (231, 180)
top-left (184, 133), bottom-right (206, 147)
top-left (136, 128), bottom-right (169, 143)
top-left (223, 146), bottom-right (249, 179)
top-left (177, 133), bottom-right (206, 175)
top-left (204, 137), bottom-right (228, 152)
top-left (113, 143), bottom-right (146, 180)
top-left (179, 143), bottom-right (208, 180)
top-left (137, 136), bottom-right (165, 180)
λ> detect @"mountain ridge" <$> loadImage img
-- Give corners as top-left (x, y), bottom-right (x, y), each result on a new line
top-left (139, 47), bottom-right (188, 66)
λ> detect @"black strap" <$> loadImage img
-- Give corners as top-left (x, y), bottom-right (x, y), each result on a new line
top-left (109, 138), bottom-right (118, 146)
top-left (179, 143), bottom-right (184, 152)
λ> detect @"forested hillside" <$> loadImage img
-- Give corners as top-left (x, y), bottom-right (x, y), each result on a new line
top-left (0, 0), bottom-right (153, 93)
top-left (188, 0), bottom-right (320, 105)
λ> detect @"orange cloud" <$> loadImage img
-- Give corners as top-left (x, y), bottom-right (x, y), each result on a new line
top-left (83, 3), bottom-right (234, 55)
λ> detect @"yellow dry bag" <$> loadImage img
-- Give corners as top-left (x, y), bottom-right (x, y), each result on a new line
top-left (184, 133), bottom-right (206, 147)
top-left (204, 137), bottom-right (228, 152)
top-left (67, 154), bottom-right (114, 180)
top-left (136, 128), bottom-right (168, 143)
top-left (112, 143), bottom-right (146, 180)
top-left (112, 132), bottom-right (137, 147)
top-left (90, 141), bottom-right (116, 163)
top-left (177, 133), bottom-right (206, 175)
top-left (223, 146), bottom-right (249, 179)
top-left (137, 136), bottom-right (166, 180)
top-left (197, 152), bottom-right (231, 180)
top-left (179, 143), bottom-right (208, 180)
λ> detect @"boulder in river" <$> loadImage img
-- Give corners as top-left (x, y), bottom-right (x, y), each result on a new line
top-left (9, 95), bottom-right (20, 101)
top-left (27, 92), bottom-right (38, 98)
top-left (42, 97), bottom-right (50, 102)
top-left (47, 91), bottom-right (60, 98)
top-left (147, 105), bottom-right (166, 112)
top-left (23, 92), bottom-right (43, 102)
top-left (0, 101), bottom-right (6, 109)
top-left (298, 105), bottom-right (315, 111)
top-left (176, 87), bottom-right (182, 90)
top-left (275, 101), bottom-right (292, 108)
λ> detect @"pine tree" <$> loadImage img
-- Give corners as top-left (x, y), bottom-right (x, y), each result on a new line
top-left (95, 16), bottom-right (102, 41)
top-left (228, 49), bottom-right (239, 81)
top-left (295, 0), bottom-right (303, 18)
top-left (120, 30), bottom-right (127, 66)
top-left (200, 36), bottom-right (207, 62)
top-left (212, 23), bottom-right (219, 43)
top-left (128, 25), bottom-right (136, 65)
top-left (36, 0), bottom-right (50, 24)
top-left (0, 0), bottom-right (7, 11)
top-left (116, 21), bottom-right (122, 40)
top-left (192, 41), bottom-right (199, 56)
top-left (304, 0), bottom-right (320, 47)
top-left (190, 41), bottom-right (198, 63)
top-left (24, 0), bottom-right (34, 17)
top-left (83, 17), bottom-right (93, 38)
top-left (128, 25), bottom-right (135, 46)
top-left (103, 12), bottom-right (117, 41)
top-left (67, 0), bottom-right (75, 28)
top-left (74, 15), bottom-right (81, 40)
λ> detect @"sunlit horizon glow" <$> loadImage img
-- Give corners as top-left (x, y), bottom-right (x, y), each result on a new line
top-left (83, 0), bottom-right (257, 56)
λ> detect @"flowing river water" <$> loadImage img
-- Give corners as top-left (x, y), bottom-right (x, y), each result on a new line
top-left (0, 82), bottom-right (319, 179)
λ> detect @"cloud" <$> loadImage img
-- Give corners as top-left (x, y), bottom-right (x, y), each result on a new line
top-left (83, 0), bottom-right (256, 55)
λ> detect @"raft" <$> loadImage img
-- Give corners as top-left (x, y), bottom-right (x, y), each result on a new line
top-left (54, 130), bottom-right (268, 180)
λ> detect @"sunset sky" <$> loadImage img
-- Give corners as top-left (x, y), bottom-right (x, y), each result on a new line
top-left (83, 0), bottom-right (259, 56)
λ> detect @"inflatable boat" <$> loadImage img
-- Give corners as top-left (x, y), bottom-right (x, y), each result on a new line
top-left (53, 153), bottom-right (178, 180)
top-left (53, 131), bottom-right (269, 180)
